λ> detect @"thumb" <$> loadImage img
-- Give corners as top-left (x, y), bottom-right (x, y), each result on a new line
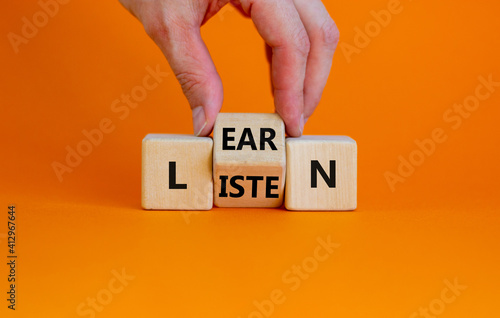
top-left (147, 21), bottom-right (223, 136)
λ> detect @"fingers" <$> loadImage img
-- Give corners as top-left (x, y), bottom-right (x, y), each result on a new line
top-left (293, 0), bottom-right (339, 122)
top-left (121, 0), bottom-right (338, 136)
top-left (240, 0), bottom-right (309, 137)
top-left (134, 3), bottom-right (223, 137)
top-left (265, 44), bottom-right (273, 93)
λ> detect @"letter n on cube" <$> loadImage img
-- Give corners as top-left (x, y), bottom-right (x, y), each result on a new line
top-left (285, 136), bottom-right (357, 211)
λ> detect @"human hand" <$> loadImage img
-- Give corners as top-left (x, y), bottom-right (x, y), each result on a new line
top-left (119, 0), bottom-right (339, 137)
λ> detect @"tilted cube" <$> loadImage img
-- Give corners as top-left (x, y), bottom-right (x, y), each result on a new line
top-left (213, 113), bottom-right (286, 207)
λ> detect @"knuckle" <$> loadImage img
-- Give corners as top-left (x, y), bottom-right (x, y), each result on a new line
top-left (143, 17), bottom-right (168, 42)
top-left (143, 13), bottom-right (195, 46)
top-left (318, 18), bottom-right (339, 49)
top-left (176, 71), bottom-right (207, 96)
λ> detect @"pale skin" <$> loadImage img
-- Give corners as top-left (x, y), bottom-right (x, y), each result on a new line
top-left (119, 0), bottom-right (339, 137)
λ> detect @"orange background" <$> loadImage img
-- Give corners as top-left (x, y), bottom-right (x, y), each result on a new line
top-left (1, 0), bottom-right (499, 317)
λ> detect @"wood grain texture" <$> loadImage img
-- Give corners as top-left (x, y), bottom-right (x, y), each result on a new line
top-left (213, 113), bottom-right (286, 207)
top-left (142, 134), bottom-right (213, 210)
top-left (285, 136), bottom-right (357, 211)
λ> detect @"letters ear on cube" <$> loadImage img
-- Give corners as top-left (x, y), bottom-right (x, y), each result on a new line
top-left (142, 134), bottom-right (213, 210)
top-left (213, 113), bottom-right (286, 208)
top-left (285, 136), bottom-right (357, 211)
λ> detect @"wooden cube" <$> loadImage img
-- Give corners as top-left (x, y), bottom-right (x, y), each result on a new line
top-left (213, 113), bottom-right (286, 207)
top-left (142, 134), bottom-right (213, 210)
top-left (285, 136), bottom-right (357, 211)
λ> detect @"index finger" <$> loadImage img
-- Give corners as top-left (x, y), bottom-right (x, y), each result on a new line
top-left (239, 0), bottom-right (310, 136)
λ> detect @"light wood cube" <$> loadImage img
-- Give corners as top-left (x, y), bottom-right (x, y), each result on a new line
top-left (142, 134), bottom-right (213, 210)
top-left (213, 113), bottom-right (286, 207)
top-left (285, 136), bottom-right (357, 211)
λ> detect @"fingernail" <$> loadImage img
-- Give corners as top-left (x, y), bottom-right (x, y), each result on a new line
top-left (192, 106), bottom-right (207, 136)
top-left (299, 114), bottom-right (305, 135)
